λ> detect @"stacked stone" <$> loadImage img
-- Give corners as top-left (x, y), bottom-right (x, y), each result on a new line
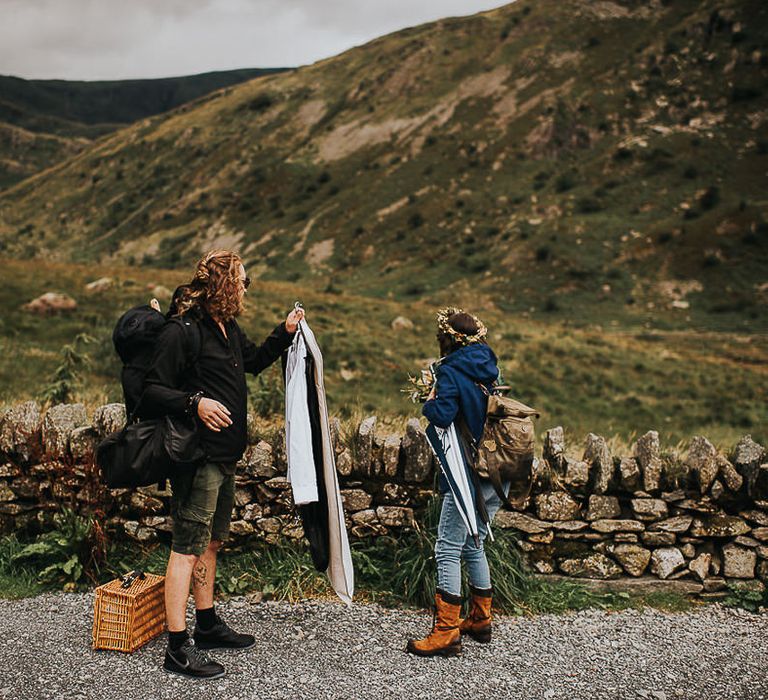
top-left (0, 404), bottom-right (437, 546)
top-left (2, 401), bottom-right (768, 599)
top-left (496, 427), bottom-right (768, 597)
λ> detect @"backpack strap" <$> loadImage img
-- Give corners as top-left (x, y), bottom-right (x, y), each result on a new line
top-left (127, 316), bottom-right (202, 426)
top-left (475, 382), bottom-right (511, 397)
top-left (471, 381), bottom-right (534, 507)
top-left (166, 316), bottom-right (203, 373)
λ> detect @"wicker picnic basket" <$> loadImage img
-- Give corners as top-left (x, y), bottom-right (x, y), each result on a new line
top-left (92, 571), bottom-right (165, 652)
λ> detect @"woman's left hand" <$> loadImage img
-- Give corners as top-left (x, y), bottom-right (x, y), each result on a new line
top-left (286, 307), bottom-right (305, 333)
top-left (427, 385), bottom-right (437, 401)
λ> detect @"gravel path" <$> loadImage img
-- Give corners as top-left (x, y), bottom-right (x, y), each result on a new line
top-left (2, 593), bottom-right (767, 700)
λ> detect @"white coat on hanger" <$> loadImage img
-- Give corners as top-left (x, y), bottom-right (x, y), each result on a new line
top-left (285, 329), bottom-right (319, 505)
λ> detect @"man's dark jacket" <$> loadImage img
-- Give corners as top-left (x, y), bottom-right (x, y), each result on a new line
top-left (142, 308), bottom-right (294, 468)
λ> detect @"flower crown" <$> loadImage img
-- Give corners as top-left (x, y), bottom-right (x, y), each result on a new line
top-left (436, 307), bottom-right (487, 346)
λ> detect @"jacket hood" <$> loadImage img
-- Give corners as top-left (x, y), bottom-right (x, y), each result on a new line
top-left (440, 343), bottom-right (498, 384)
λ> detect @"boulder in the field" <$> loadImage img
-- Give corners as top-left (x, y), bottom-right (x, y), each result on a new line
top-left (391, 316), bottom-right (414, 331)
top-left (85, 277), bottom-right (113, 293)
top-left (129, 490), bottom-right (165, 517)
top-left (23, 292), bottom-right (77, 315)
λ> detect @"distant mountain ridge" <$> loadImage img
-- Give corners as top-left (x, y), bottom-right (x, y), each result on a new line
top-left (0, 69), bottom-right (289, 135)
top-left (0, 0), bottom-right (765, 331)
top-left (0, 68), bottom-right (289, 187)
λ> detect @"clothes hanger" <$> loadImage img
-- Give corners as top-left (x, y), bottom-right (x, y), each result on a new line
top-left (294, 300), bottom-right (307, 342)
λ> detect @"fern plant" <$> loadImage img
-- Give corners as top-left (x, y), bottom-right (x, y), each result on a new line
top-left (40, 332), bottom-right (96, 404)
top-left (11, 508), bottom-right (107, 588)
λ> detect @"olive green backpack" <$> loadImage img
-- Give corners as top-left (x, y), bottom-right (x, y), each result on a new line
top-left (470, 386), bottom-right (539, 509)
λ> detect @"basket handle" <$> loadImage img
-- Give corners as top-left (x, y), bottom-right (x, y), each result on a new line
top-left (120, 569), bottom-right (146, 589)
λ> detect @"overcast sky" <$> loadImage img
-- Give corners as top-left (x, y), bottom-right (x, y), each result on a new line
top-left (2, 0), bottom-right (509, 81)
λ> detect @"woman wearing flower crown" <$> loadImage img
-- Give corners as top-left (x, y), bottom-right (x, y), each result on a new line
top-left (407, 307), bottom-right (508, 657)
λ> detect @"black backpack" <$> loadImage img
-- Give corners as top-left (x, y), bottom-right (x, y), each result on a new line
top-left (97, 306), bottom-right (205, 489)
top-left (112, 305), bottom-right (202, 417)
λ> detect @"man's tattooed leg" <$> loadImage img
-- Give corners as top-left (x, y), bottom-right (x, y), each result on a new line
top-left (193, 561), bottom-right (207, 588)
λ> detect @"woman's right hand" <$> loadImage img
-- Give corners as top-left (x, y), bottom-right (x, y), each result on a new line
top-left (427, 386), bottom-right (437, 401)
top-left (197, 398), bottom-right (232, 432)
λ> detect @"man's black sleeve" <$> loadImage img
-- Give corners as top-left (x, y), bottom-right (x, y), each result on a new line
top-left (142, 322), bottom-right (192, 416)
top-left (241, 322), bottom-right (295, 376)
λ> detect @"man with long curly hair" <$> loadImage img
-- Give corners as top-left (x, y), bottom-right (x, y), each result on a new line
top-left (142, 249), bottom-right (304, 679)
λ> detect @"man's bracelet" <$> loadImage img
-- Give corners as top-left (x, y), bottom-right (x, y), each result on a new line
top-left (187, 391), bottom-right (204, 415)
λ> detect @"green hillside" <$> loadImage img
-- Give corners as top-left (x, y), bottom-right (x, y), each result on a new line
top-left (0, 0), bottom-right (766, 334)
top-left (0, 122), bottom-right (88, 189)
top-left (0, 69), bottom-right (288, 187)
top-left (1, 258), bottom-right (765, 447)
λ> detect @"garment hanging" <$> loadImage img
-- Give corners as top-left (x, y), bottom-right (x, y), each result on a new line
top-left (299, 350), bottom-right (331, 572)
top-left (284, 318), bottom-right (354, 605)
top-left (285, 331), bottom-right (319, 505)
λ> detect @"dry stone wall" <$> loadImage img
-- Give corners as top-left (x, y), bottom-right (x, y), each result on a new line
top-left (1, 401), bottom-right (767, 598)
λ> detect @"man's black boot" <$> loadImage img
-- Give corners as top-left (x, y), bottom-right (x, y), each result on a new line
top-left (163, 638), bottom-right (226, 679)
top-left (193, 614), bottom-right (256, 650)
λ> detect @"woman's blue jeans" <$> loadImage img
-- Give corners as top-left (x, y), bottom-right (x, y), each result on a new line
top-left (435, 479), bottom-right (508, 596)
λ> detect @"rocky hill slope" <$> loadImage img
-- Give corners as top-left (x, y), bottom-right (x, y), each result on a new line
top-left (0, 0), bottom-right (765, 330)
top-left (0, 69), bottom-right (286, 188)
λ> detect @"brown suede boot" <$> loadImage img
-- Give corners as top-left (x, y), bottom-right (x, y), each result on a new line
top-left (459, 585), bottom-right (493, 643)
top-left (406, 590), bottom-right (463, 657)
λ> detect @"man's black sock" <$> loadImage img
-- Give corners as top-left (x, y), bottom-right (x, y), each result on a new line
top-left (196, 606), bottom-right (217, 631)
top-left (168, 629), bottom-right (189, 651)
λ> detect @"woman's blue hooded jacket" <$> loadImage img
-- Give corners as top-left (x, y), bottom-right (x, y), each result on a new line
top-left (422, 343), bottom-right (499, 442)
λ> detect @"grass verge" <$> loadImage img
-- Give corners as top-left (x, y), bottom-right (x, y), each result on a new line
top-left (0, 504), bottom-right (706, 615)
